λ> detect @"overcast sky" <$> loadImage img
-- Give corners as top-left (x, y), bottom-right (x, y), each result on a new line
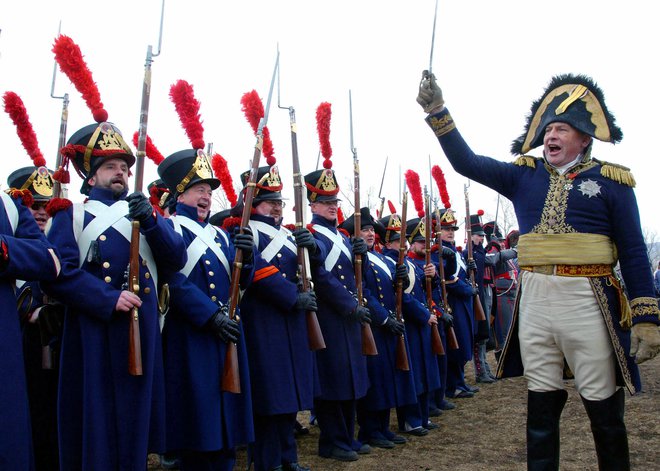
top-left (1, 0), bottom-right (658, 245)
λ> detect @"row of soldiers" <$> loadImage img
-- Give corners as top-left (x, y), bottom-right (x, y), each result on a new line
top-left (2, 96), bottom-right (517, 470)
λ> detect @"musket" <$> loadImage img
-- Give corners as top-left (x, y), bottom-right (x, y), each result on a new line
top-left (127, 0), bottom-right (165, 376)
top-left (433, 206), bottom-right (459, 350)
top-left (277, 49), bottom-right (325, 351)
top-left (349, 90), bottom-right (378, 356)
top-left (424, 187), bottom-right (445, 355)
top-left (224, 51), bottom-right (280, 393)
top-left (377, 156), bottom-right (388, 218)
top-left (394, 187), bottom-right (410, 371)
top-left (464, 181), bottom-right (489, 341)
top-left (50, 20), bottom-right (69, 199)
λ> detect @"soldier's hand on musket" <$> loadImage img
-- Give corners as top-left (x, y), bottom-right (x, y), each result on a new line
top-left (115, 290), bottom-right (142, 312)
top-left (441, 246), bottom-right (455, 259)
top-left (127, 192), bottom-right (155, 225)
top-left (630, 322), bottom-right (660, 364)
top-left (467, 259), bottom-right (477, 272)
top-left (349, 305), bottom-right (372, 325)
top-left (440, 311), bottom-right (454, 328)
top-left (294, 291), bottom-right (318, 312)
top-left (234, 227), bottom-right (255, 263)
top-left (293, 228), bottom-right (317, 254)
top-left (428, 313), bottom-right (438, 326)
top-left (423, 263), bottom-right (437, 278)
top-left (351, 237), bottom-right (368, 256)
top-left (395, 264), bottom-right (410, 290)
top-left (417, 70), bottom-right (445, 114)
top-left (207, 309), bottom-right (240, 344)
top-left (384, 316), bottom-right (405, 336)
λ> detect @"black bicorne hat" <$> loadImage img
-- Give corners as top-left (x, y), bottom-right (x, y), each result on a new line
top-left (158, 149), bottom-right (220, 196)
top-left (483, 220), bottom-right (503, 241)
top-left (7, 166), bottom-right (54, 201)
top-left (378, 214), bottom-right (403, 244)
top-left (303, 168), bottom-right (341, 203)
top-left (438, 208), bottom-right (459, 230)
top-left (240, 165), bottom-right (284, 205)
top-left (338, 207), bottom-right (377, 235)
top-left (406, 217), bottom-right (426, 244)
top-left (64, 122), bottom-right (135, 195)
top-left (511, 74), bottom-right (623, 155)
top-left (209, 208), bottom-right (231, 228)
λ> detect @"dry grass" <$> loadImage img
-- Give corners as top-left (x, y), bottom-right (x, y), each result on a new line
top-left (149, 352), bottom-right (660, 470)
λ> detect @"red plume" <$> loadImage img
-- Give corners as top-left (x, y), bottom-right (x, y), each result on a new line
top-left (477, 209), bottom-right (484, 216)
top-left (388, 200), bottom-right (397, 215)
top-left (211, 153), bottom-right (238, 207)
top-left (132, 131), bottom-right (165, 165)
top-left (169, 80), bottom-right (205, 150)
top-left (240, 90), bottom-right (275, 165)
top-left (431, 164), bottom-right (451, 209)
top-left (52, 35), bottom-right (108, 123)
top-left (405, 169), bottom-right (424, 217)
top-left (337, 207), bottom-right (345, 225)
top-left (3, 92), bottom-right (46, 168)
top-left (316, 102), bottom-right (333, 169)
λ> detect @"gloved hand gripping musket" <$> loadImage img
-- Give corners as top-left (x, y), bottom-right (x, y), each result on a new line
top-left (424, 187), bottom-right (445, 355)
top-left (394, 190), bottom-right (410, 370)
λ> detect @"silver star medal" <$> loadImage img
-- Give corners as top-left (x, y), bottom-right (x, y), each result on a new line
top-left (578, 179), bottom-right (602, 198)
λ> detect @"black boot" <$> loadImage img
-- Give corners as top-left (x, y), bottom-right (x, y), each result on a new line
top-left (581, 388), bottom-right (630, 471)
top-left (527, 389), bottom-right (568, 471)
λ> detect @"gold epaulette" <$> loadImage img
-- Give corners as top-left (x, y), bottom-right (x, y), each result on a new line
top-left (513, 155), bottom-right (539, 168)
top-left (593, 158), bottom-right (636, 188)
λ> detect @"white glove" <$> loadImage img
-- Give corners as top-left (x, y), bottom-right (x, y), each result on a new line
top-left (417, 70), bottom-right (445, 114)
top-left (630, 322), bottom-right (660, 364)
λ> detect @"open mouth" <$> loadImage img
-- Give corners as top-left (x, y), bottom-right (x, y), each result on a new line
top-left (547, 144), bottom-right (561, 154)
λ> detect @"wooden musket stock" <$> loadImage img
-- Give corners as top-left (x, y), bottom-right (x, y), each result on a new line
top-left (394, 192), bottom-right (410, 371)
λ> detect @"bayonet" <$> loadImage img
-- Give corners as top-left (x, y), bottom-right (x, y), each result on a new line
top-left (377, 156), bottom-right (388, 217)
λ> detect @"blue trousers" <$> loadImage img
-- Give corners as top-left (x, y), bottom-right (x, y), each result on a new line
top-left (253, 413), bottom-right (297, 471)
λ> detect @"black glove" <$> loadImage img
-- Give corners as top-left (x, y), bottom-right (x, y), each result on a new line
top-left (471, 285), bottom-right (479, 296)
top-left (467, 259), bottom-right (477, 272)
top-left (395, 264), bottom-right (410, 290)
top-left (38, 303), bottom-right (65, 339)
top-left (206, 309), bottom-right (240, 344)
top-left (126, 192), bottom-right (154, 224)
top-left (234, 228), bottom-right (254, 263)
top-left (441, 246), bottom-right (456, 259)
top-left (352, 237), bottom-right (368, 256)
top-left (348, 305), bottom-right (371, 324)
top-left (440, 311), bottom-right (454, 327)
top-left (384, 315), bottom-right (405, 336)
top-left (293, 228), bottom-right (317, 254)
top-left (294, 291), bottom-right (318, 312)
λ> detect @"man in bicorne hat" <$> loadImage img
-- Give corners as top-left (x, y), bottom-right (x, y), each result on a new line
top-left (237, 165), bottom-right (316, 471)
top-left (8, 166), bottom-right (63, 470)
top-left (341, 208), bottom-right (416, 450)
top-left (0, 169), bottom-right (61, 470)
top-left (157, 148), bottom-right (255, 471)
top-left (419, 72), bottom-right (660, 470)
top-left (43, 122), bottom-right (186, 471)
top-left (296, 167), bottom-right (370, 462)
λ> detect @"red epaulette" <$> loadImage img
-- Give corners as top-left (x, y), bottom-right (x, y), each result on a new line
top-left (337, 227), bottom-right (350, 238)
top-left (306, 223), bottom-right (315, 233)
top-left (283, 223), bottom-right (296, 231)
top-left (8, 189), bottom-right (33, 207)
top-left (430, 243), bottom-right (439, 252)
top-left (222, 216), bottom-right (242, 232)
top-left (45, 197), bottom-right (72, 216)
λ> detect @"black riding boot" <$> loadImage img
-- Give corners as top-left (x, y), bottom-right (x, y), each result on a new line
top-left (527, 389), bottom-right (568, 471)
top-left (581, 388), bottom-right (630, 471)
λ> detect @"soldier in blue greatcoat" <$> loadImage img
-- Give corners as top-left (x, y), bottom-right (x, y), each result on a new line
top-left (301, 167), bottom-right (371, 462)
top-left (419, 71), bottom-right (660, 470)
top-left (341, 208), bottom-right (417, 450)
top-left (158, 148), bottom-right (255, 471)
top-left (236, 165), bottom-right (316, 471)
top-left (0, 177), bottom-right (61, 470)
top-left (43, 122), bottom-right (186, 471)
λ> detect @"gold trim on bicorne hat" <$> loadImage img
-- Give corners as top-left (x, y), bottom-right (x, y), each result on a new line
top-left (256, 165), bottom-right (283, 193)
top-left (439, 208), bottom-right (458, 228)
top-left (176, 149), bottom-right (213, 194)
top-left (84, 122), bottom-right (132, 173)
top-left (384, 214), bottom-right (402, 243)
top-left (307, 168), bottom-right (338, 202)
top-left (20, 166), bottom-right (54, 198)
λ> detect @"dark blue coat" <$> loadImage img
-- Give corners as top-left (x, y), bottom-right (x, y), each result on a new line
top-left (163, 203), bottom-right (254, 452)
top-left (397, 252), bottom-right (441, 395)
top-left (240, 214), bottom-right (315, 416)
top-left (0, 193), bottom-right (60, 470)
top-left (361, 249), bottom-right (417, 410)
top-left (427, 108), bottom-right (660, 393)
top-left (44, 187), bottom-right (186, 470)
top-left (310, 215), bottom-right (368, 401)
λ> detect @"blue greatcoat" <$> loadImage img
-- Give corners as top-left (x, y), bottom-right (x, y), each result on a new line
top-left (309, 215), bottom-right (368, 401)
top-left (399, 253), bottom-right (441, 396)
top-left (443, 241), bottom-right (475, 364)
top-left (427, 108), bottom-right (660, 393)
top-left (361, 249), bottom-right (417, 411)
top-left (241, 214), bottom-right (315, 415)
top-left (44, 187), bottom-right (186, 471)
top-left (163, 203), bottom-right (254, 452)
top-left (0, 193), bottom-right (60, 471)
